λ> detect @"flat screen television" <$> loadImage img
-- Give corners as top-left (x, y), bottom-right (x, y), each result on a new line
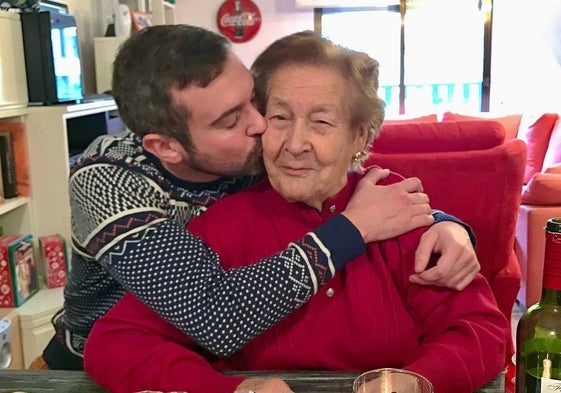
top-left (21, 11), bottom-right (83, 105)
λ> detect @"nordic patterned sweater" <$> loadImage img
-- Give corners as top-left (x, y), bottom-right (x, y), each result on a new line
top-left (56, 130), bottom-right (366, 358)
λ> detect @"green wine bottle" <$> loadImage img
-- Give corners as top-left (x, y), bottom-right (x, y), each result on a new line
top-left (516, 218), bottom-right (561, 393)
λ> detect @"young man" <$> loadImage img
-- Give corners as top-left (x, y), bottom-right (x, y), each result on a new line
top-left (39, 25), bottom-right (479, 370)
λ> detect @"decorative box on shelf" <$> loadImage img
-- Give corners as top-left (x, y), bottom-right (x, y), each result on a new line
top-left (39, 234), bottom-right (68, 288)
top-left (0, 234), bottom-right (38, 308)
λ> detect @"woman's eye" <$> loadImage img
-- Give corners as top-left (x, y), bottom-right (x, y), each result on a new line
top-left (269, 114), bottom-right (288, 121)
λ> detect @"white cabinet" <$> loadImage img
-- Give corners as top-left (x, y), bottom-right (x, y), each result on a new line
top-left (17, 286), bottom-right (64, 368)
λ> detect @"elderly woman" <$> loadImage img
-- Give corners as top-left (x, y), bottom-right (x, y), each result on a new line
top-left (84, 31), bottom-right (509, 393)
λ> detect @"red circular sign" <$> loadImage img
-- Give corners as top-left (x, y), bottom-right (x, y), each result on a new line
top-left (216, 0), bottom-right (262, 43)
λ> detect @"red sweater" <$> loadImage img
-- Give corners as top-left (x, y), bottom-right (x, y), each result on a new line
top-left (84, 172), bottom-right (509, 393)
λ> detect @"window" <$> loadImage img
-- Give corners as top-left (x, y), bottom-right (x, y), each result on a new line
top-left (317, 0), bottom-right (493, 115)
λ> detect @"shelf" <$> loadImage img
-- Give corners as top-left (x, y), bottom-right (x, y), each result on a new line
top-left (0, 197), bottom-right (29, 217)
top-left (0, 107), bottom-right (27, 120)
top-left (17, 287), bottom-right (64, 323)
top-left (28, 99), bottom-right (117, 119)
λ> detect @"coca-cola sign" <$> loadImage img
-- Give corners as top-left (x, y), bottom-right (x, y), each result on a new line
top-left (217, 0), bottom-right (262, 43)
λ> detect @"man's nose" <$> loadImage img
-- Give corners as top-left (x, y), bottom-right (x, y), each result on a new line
top-left (247, 105), bottom-right (267, 136)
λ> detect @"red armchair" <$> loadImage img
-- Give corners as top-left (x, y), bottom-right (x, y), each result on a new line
top-left (364, 120), bottom-right (527, 361)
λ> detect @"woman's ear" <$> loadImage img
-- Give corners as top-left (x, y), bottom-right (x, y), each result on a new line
top-left (142, 134), bottom-right (186, 164)
top-left (356, 123), bottom-right (369, 151)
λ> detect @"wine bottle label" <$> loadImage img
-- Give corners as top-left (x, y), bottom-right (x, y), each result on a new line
top-left (541, 376), bottom-right (561, 392)
top-left (542, 231), bottom-right (561, 291)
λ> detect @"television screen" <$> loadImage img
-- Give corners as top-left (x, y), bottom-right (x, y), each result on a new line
top-left (50, 16), bottom-right (83, 102)
top-left (21, 11), bottom-right (84, 104)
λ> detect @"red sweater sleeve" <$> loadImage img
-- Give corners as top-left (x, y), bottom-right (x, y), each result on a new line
top-left (383, 235), bottom-right (509, 393)
top-left (84, 293), bottom-right (244, 393)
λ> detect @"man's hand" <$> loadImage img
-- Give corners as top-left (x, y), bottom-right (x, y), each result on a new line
top-left (235, 377), bottom-right (294, 393)
top-left (410, 221), bottom-right (480, 290)
top-left (342, 167), bottom-right (434, 243)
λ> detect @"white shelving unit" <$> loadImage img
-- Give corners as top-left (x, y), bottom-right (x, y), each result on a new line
top-left (17, 101), bottom-right (118, 368)
top-left (151, 0), bottom-right (176, 25)
top-left (94, 1), bottom-right (175, 93)
top-left (0, 12), bottom-right (34, 370)
top-left (25, 100), bottom-right (118, 246)
top-left (0, 11), bottom-right (32, 239)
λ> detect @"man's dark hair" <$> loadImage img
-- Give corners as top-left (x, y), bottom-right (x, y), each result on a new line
top-left (112, 25), bottom-right (231, 148)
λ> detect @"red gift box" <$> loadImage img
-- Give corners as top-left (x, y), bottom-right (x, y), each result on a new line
top-left (0, 234), bottom-right (38, 307)
top-left (39, 234), bottom-right (68, 289)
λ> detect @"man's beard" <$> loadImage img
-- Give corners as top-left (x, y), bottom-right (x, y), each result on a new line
top-left (183, 139), bottom-right (265, 178)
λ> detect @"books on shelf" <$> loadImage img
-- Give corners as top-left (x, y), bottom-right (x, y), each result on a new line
top-left (0, 130), bottom-right (17, 199)
top-left (0, 234), bottom-right (39, 307)
top-left (0, 122), bottom-right (29, 198)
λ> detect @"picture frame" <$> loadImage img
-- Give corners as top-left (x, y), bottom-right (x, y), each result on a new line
top-left (131, 10), bottom-right (152, 32)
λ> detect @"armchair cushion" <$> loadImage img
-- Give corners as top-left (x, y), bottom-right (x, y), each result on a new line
top-left (374, 120), bottom-right (505, 153)
top-left (517, 113), bottom-right (559, 184)
top-left (521, 172), bottom-right (561, 205)
top-left (441, 111), bottom-right (522, 140)
top-left (383, 114), bottom-right (438, 125)
top-left (542, 118), bottom-right (561, 171)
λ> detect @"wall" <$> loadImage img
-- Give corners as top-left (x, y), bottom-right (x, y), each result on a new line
top-left (174, 0), bottom-right (314, 68)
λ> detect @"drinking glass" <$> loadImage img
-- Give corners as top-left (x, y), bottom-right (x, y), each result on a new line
top-left (353, 368), bottom-right (434, 393)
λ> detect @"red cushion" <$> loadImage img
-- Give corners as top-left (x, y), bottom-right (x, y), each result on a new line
top-left (542, 118), bottom-right (561, 171)
top-left (441, 111), bottom-right (522, 140)
top-left (521, 172), bottom-right (561, 205)
top-left (517, 113), bottom-right (559, 184)
top-left (383, 114), bottom-right (438, 125)
top-left (374, 120), bottom-right (505, 154)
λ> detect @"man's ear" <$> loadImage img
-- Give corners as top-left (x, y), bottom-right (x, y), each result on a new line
top-left (142, 134), bottom-right (186, 164)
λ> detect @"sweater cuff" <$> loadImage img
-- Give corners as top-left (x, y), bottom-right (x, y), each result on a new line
top-left (313, 214), bottom-right (365, 271)
top-left (432, 209), bottom-right (477, 247)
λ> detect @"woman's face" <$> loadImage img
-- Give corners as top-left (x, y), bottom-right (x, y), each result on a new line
top-left (262, 65), bottom-right (367, 210)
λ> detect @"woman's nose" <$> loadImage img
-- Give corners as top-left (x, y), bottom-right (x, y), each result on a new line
top-left (284, 120), bottom-right (310, 154)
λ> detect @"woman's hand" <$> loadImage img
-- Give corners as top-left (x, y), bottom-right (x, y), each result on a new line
top-left (235, 377), bottom-right (295, 393)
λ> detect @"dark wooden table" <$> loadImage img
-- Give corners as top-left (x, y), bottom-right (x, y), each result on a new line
top-left (0, 370), bottom-right (505, 392)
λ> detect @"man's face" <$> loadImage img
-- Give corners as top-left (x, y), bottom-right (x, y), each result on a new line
top-left (171, 54), bottom-right (266, 182)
